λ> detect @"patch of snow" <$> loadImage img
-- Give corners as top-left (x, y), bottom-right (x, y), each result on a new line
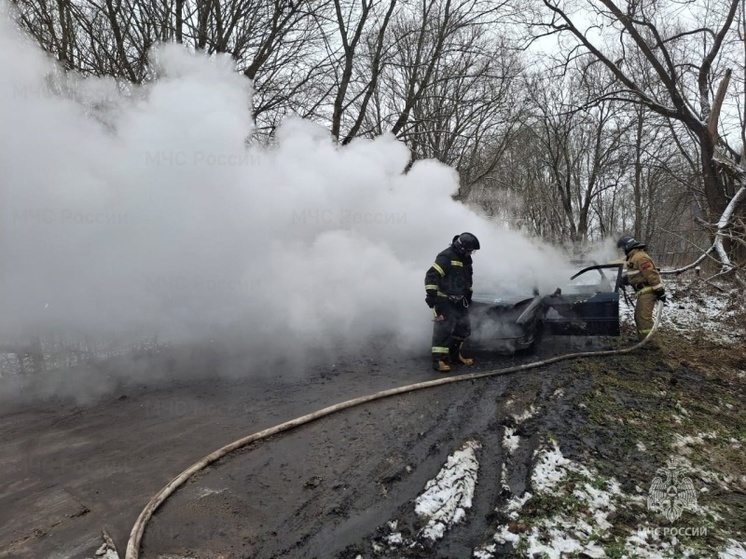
top-left (492, 524), bottom-right (521, 544)
top-left (530, 441), bottom-right (572, 493)
top-left (92, 544), bottom-right (119, 559)
top-left (87, 532), bottom-right (120, 559)
top-left (414, 439), bottom-right (481, 541)
top-left (720, 540), bottom-right (746, 558)
top-left (385, 532), bottom-right (403, 546)
top-left (574, 478), bottom-right (621, 530)
top-left (523, 525), bottom-right (606, 558)
top-left (504, 491), bottom-right (532, 520)
top-left (624, 529), bottom-right (681, 559)
top-left (502, 426), bottom-right (520, 454)
top-left (672, 433), bottom-right (715, 452)
top-left (500, 463), bottom-right (511, 494)
top-left (472, 543), bottom-right (497, 558)
top-left (662, 448), bottom-right (733, 494)
top-left (513, 404), bottom-right (537, 423)
top-left (675, 403), bottom-right (691, 417)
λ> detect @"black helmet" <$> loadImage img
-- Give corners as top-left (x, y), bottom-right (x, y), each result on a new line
top-left (453, 232), bottom-right (480, 253)
top-left (617, 234), bottom-right (645, 254)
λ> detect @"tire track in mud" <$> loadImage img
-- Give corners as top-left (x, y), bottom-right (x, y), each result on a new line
top-left (499, 371), bottom-right (587, 494)
top-left (149, 379), bottom-right (502, 558)
top-left (141, 356), bottom-right (591, 559)
top-left (363, 380), bottom-right (510, 559)
top-left (361, 367), bottom-right (592, 559)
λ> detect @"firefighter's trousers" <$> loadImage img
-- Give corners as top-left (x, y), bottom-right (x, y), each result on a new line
top-left (431, 299), bottom-right (471, 362)
top-left (635, 289), bottom-right (656, 340)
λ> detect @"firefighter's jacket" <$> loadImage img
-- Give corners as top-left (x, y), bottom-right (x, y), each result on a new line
top-left (424, 246), bottom-right (473, 300)
top-left (625, 248), bottom-right (664, 293)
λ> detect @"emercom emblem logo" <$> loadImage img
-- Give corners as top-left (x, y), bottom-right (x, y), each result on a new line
top-left (647, 458), bottom-right (698, 522)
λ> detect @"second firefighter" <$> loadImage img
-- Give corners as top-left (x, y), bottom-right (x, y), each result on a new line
top-left (617, 234), bottom-right (666, 341)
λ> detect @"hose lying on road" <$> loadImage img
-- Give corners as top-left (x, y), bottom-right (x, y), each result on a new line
top-left (123, 301), bottom-right (663, 559)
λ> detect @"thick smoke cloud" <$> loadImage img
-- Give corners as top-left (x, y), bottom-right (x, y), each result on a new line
top-left (0, 8), bottom-right (587, 390)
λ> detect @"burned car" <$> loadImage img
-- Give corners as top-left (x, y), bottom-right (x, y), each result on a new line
top-left (469, 264), bottom-right (624, 354)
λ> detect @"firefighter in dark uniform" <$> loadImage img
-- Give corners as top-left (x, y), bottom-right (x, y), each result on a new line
top-left (617, 235), bottom-right (666, 340)
top-left (424, 232), bottom-right (480, 372)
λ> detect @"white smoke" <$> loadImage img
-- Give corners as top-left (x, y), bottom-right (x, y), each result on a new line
top-left (0, 7), bottom-right (583, 387)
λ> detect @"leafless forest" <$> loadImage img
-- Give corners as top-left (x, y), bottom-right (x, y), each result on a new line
top-left (8, 0), bottom-right (746, 271)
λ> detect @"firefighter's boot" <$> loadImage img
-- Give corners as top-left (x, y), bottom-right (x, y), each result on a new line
top-left (450, 338), bottom-right (474, 366)
top-left (433, 359), bottom-right (452, 373)
top-left (457, 352), bottom-right (474, 366)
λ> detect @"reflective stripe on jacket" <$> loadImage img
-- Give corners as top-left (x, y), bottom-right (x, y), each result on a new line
top-left (425, 245), bottom-right (473, 298)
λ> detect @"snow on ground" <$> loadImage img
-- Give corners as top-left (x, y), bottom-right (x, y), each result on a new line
top-left (476, 439), bottom-right (621, 559)
top-left (502, 426), bottom-right (520, 455)
top-left (512, 404), bottom-right (538, 424)
top-left (85, 532), bottom-right (119, 559)
top-left (502, 396), bottom-right (539, 425)
top-left (720, 540), bottom-right (746, 558)
top-left (413, 439), bottom-right (481, 541)
top-left (475, 438), bottom-right (743, 559)
top-left (619, 277), bottom-right (745, 344)
top-left (670, 433), bottom-right (742, 495)
top-left (91, 546), bottom-right (118, 559)
top-left (374, 439), bottom-right (482, 552)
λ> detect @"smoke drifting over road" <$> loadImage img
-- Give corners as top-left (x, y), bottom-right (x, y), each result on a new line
top-left (0, 7), bottom-right (587, 387)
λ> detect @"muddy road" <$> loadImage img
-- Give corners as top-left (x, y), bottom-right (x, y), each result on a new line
top-left (0, 336), bottom-right (661, 559)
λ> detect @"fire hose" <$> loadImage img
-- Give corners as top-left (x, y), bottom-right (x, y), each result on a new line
top-left (121, 301), bottom-right (664, 559)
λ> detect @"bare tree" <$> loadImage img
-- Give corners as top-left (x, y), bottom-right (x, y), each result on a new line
top-left (503, 70), bottom-right (631, 243)
top-left (321, 0), bottom-right (398, 141)
top-left (11, 0), bottom-right (336, 134)
top-left (529, 0), bottom-right (746, 270)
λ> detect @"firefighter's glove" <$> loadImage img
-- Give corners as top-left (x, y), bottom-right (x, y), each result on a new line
top-left (653, 288), bottom-right (666, 303)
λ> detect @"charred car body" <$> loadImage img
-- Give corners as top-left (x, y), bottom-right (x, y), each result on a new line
top-left (469, 264), bottom-right (624, 354)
